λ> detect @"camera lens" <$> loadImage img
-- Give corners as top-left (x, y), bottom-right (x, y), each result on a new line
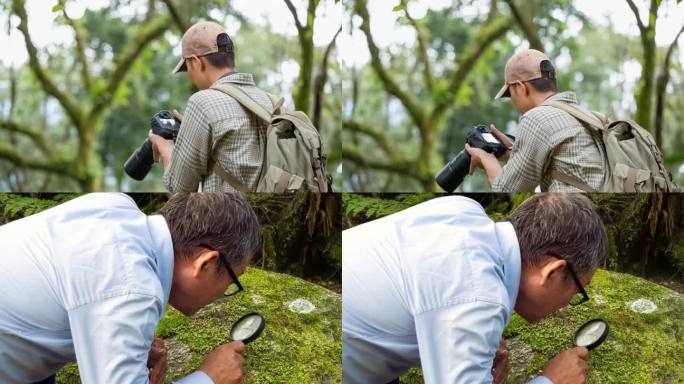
top-left (435, 150), bottom-right (471, 192)
top-left (123, 139), bottom-right (155, 181)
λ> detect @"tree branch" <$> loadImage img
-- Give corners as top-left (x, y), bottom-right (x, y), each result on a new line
top-left (283, 0), bottom-right (305, 33)
top-left (343, 145), bottom-right (426, 182)
top-left (59, 0), bottom-right (92, 94)
top-left (504, 0), bottom-right (544, 51)
top-left (625, 0), bottom-right (647, 32)
top-left (160, 0), bottom-right (189, 32)
top-left (343, 119), bottom-right (394, 155)
top-left (402, 1), bottom-right (435, 92)
top-left (434, 15), bottom-right (511, 118)
top-left (0, 143), bottom-right (75, 179)
top-left (354, 0), bottom-right (427, 130)
top-left (12, 0), bottom-right (83, 129)
top-left (654, 23), bottom-right (684, 146)
top-left (90, 15), bottom-right (170, 118)
top-left (0, 121), bottom-right (51, 154)
top-left (313, 25), bottom-right (342, 128)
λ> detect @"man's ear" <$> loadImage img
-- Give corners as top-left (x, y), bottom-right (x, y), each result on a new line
top-left (538, 258), bottom-right (567, 287)
top-left (187, 55), bottom-right (204, 72)
top-left (190, 249), bottom-right (220, 278)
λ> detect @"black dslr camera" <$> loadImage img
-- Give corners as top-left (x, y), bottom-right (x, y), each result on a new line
top-left (435, 125), bottom-right (514, 192)
top-left (124, 111), bottom-right (181, 180)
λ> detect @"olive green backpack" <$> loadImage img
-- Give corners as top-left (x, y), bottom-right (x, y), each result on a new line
top-left (210, 83), bottom-right (331, 193)
top-left (543, 100), bottom-right (676, 193)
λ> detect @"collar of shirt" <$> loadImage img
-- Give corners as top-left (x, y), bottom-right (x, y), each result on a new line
top-left (147, 215), bottom-right (175, 308)
top-left (211, 72), bottom-right (256, 87)
top-left (494, 220), bottom-right (522, 310)
top-left (545, 91), bottom-right (578, 104)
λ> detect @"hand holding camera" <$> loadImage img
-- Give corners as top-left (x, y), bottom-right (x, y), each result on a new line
top-left (435, 124), bottom-right (515, 192)
top-left (124, 111), bottom-right (181, 180)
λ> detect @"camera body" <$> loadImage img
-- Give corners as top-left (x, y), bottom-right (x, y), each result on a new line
top-left (124, 111), bottom-right (181, 181)
top-left (435, 125), bottom-right (514, 192)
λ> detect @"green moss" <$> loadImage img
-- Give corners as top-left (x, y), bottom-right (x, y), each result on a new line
top-left (342, 193), bottom-right (435, 223)
top-left (0, 194), bottom-right (77, 221)
top-left (401, 270), bottom-right (684, 383)
top-left (56, 268), bottom-right (341, 383)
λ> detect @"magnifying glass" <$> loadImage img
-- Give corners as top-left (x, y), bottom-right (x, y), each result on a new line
top-left (573, 319), bottom-right (609, 350)
top-left (230, 312), bottom-right (266, 344)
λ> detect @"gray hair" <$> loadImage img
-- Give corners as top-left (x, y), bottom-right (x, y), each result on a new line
top-left (506, 193), bottom-right (608, 279)
top-left (158, 193), bottom-right (262, 271)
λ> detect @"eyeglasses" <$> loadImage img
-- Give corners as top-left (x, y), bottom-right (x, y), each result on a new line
top-left (566, 261), bottom-right (590, 305)
top-left (199, 244), bottom-right (244, 297)
top-left (548, 252), bottom-right (590, 306)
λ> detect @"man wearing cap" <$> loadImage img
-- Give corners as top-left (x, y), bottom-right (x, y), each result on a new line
top-left (465, 49), bottom-right (605, 192)
top-left (149, 21), bottom-right (273, 192)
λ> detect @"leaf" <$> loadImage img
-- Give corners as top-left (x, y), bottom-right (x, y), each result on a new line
top-left (51, 4), bottom-right (64, 12)
top-left (392, 4), bottom-right (405, 12)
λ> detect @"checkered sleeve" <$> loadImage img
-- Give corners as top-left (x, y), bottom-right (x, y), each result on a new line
top-left (492, 115), bottom-right (554, 192)
top-left (163, 96), bottom-right (211, 192)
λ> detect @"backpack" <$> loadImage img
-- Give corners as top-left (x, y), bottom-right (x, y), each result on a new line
top-left (543, 100), bottom-right (676, 193)
top-left (210, 83), bottom-right (331, 193)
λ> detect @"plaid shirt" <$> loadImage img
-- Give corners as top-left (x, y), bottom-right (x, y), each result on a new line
top-left (163, 73), bottom-right (272, 192)
top-left (492, 92), bottom-right (605, 192)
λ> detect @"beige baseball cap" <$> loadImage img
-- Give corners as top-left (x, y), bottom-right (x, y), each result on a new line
top-left (494, 49), bottom-right (551, 100)
top-left (172, 21), bottom-right (230, 74)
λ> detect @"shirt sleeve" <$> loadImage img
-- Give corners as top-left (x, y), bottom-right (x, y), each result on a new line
top-left (414, 300), bottom-right (508, 384)
top-left (528, 376), bottom-right (553, 384)
top-left (67, 293), bottom-right (163, 383)
top-left (492, 115), bottom-right (553, 192)
top-left (164, 97), bottom-right (212, 192)
top-left (174, 371), bottom-right (215, 384)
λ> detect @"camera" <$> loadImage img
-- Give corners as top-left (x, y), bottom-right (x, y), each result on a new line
top-left (435, 125), bottom-right (514, 192)
top-left (124, 111), bottom-right (181, 181)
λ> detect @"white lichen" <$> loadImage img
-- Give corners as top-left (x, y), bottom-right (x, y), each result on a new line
top-left (252, 294), bottom-right (265, 305)
top-left (628, 298), bottom-right (658, 314)
top-left (287, 298), bottom-right (316, 313)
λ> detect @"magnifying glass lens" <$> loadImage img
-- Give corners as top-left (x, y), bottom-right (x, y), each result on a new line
top-left (573, 319), bottom-right (609, 350)
top-left (230, 312), bottom-right (265, 344)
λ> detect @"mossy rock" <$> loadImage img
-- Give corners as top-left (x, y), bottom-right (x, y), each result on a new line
top-left (56, 267), bottom-right (341, 383)
top-left (401, 269), bottom-right (684, 383)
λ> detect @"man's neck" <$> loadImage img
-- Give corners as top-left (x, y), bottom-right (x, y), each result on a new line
top-left (208, 68), bottom-right (238, 84)
top-left (532, 91), bottom-right (557, 108)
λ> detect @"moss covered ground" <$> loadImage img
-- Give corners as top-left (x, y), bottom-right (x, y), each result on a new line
top-left (400, 269), bottom-right (684, 383)
top-left (56, 267), bottom-right (341, 383)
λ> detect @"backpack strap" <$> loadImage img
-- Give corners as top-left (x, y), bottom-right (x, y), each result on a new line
top-left (209, 83), bottom-right (281, 192)
top-left (550, 170), bottom-right (597, 193)
top-left (212, 163), bottom-right (249, 193)
top-left (542, 100), bottom-right (605, 131)
top-left (211, 83), bottom-right (275, 123)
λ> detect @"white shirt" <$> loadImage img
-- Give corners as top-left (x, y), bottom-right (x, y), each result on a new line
top-left (0, 193), bottom-right (212, 384)
top-left (342, 196), bottom-right (551, 384)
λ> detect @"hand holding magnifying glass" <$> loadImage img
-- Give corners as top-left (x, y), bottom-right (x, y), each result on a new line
top-left (230, 312), bottom-right (266, 344)
top-left (573, 319), bottom-right (609, 350)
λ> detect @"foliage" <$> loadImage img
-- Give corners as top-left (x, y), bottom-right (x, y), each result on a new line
top-left (56, 267), bottom-right (342, 383)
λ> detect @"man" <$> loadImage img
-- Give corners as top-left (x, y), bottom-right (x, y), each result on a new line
top-left (0, 193), bottom-right (262, 383)
top-left (343, 194), bottom-right (608, 383)
top-left (466, 49), bottom-right (605, 192)
top-left (149, 21), bottom-right (273, 192)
